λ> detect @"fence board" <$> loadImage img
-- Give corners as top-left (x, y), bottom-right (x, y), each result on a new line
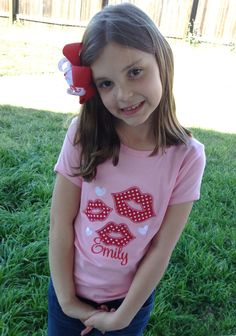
top-left (15, 0), bottom-right (102, 26)
top-left (0, 0), bottom-right (235, 44)
top-left (158, 0), bottom-right (193, 38)
top-left (0, 0), bottom-right (9, 12)
top-left (0, 0), bottom-right (9, 16)
top-left (108, 0), bottom-right (193, 38)
top-left (223, 0), bottom-right (236, 43)
top-left (195, 0), bottom-right (236, 43)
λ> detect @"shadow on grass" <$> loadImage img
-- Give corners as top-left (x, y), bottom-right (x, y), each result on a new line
top-left (0, 105), bottom-right (235, 336)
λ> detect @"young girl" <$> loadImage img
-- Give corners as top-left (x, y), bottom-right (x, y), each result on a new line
top-left (48, 3), bottom-right (206, 336)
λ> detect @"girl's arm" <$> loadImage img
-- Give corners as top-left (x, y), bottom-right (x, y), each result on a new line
top-left (115, 201), bottom-right (193, 326)
top-left (49, 174), bottom-right (97, 320)
top-left (84, 201), bottom-right (193, 331)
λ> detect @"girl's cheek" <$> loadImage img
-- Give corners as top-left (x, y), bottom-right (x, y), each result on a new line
top-left (99, 92), bottom-right (106, 104)
top-left (100, 92), bottom-right (112, 108)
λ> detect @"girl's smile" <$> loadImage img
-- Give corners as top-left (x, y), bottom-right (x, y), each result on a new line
top-left (120, 101), bottom-right (145, 116)
top-left (91, 43), bottom-right (162, 131)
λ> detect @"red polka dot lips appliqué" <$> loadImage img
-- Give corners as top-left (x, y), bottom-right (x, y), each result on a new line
top-left (96, 222), bottom-right (135, 247)
top-left (84, 199), bottom-right (113, 222)
top-left (112, 187), bottom-right (155, 223)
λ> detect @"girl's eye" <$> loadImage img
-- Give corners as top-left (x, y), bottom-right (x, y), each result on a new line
top-left (98, 80), bottom-right (112, 89)
top-left (128, 68), bottom-right (142, 78)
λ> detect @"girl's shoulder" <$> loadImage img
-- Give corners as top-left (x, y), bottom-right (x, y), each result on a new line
top-left (166, 137), bottom-right (205, 168)
top-left (184, 136), bottom-right (204, 152)
top-left (65, 116), bottom-right (80, 143)
top-left (171, 136), bottom-right (205, 155)
top-left (185, 137), bottom-right (205, 157)
top-left (68, 115), bottom-right (80, 129)
top-left (176, 137), bottom-right (206, 168)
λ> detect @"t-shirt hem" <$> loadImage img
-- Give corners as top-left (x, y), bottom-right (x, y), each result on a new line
top-left (168, 194), bottom-right (200, 205)
top-left (54, 166), bottom-right (82, 188)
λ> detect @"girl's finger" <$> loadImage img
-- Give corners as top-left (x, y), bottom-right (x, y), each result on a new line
top-left (99, 304), bottom-right (109, 312)
top-left (80, 326), bottom-right (93, 336)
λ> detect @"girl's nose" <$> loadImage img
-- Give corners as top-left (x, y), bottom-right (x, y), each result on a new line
top-left (115, 85), bottom-right (133, 101)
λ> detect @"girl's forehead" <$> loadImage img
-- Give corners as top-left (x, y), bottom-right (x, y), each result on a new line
top-left (91, 43), bottom-right (154, 75)
top-left (94, 42), bottom-right (144, 61)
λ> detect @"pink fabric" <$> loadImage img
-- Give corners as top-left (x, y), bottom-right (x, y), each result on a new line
top-left (54, 118), bottom-right (206, 303)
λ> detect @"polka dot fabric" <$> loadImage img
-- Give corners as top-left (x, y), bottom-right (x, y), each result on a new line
top-left (84, 199), bottom-right (112, 221)
top-left (96, 222), bottom-right (135, 247)
top-left (112, 187), bottom-right (155, 223)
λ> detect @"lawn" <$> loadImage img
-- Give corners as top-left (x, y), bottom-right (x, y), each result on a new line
top-left (0, 105), bottom-right (235, 336)
top-left (0, 20), bottom-right (84, 76)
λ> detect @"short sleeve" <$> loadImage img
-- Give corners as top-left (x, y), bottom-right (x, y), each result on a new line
top-left (169, 140), bottom-right (206, 205)
top-left (54, 117), bottom-right (82, 187)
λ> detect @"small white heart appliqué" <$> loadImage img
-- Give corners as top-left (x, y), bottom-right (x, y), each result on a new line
top-left (85, 227), bottom-right (93, 236)
top-left (138, 225), bottom-right (149, 235)
top-left (95, 186), bottom-right (106, 196)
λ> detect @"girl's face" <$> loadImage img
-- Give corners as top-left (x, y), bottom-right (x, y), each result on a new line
top-left (91, 43), bottom-right (162, 129)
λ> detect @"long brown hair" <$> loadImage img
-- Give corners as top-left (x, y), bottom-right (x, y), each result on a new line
top-left (75, 3), bottom-right (191, 182)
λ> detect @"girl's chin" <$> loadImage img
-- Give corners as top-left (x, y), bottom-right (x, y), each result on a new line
top-left (121, 116), bottom-right (152, 128)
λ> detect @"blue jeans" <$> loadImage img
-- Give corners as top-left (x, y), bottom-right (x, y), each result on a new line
top-left (48, 279), bottom-right (155, 336)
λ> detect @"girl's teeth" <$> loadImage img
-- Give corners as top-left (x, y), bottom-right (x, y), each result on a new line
top-left (126, 103), bottom-right (140, 111)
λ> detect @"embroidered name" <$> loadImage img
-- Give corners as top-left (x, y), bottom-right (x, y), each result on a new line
top-left (91, 237), bottom-right (128, 266)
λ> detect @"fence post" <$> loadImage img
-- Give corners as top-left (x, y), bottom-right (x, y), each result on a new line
top-left (9, 0), bottom-right (17, 24)
top-left (189, 0), bottom-right (200, 33)
top-left (102, 0), bottom-right (109, 8)
top-left (9, 0), bottom-right (14, 23)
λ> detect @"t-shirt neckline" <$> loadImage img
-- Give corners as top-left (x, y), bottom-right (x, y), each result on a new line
top-left (120, 143), bottom-right (153, 157)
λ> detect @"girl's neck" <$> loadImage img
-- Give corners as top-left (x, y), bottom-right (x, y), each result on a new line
top-left (116, 121), bottom-right (156, 151)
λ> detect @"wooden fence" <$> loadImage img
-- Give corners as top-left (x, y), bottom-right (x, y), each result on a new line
top-left (0, 0), bottom-right (235, 44)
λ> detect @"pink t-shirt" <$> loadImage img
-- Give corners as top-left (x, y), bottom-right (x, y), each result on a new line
top-left (54, 118), bottom-right (206, 303)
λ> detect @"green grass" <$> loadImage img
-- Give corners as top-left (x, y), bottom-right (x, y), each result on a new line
top-left (0, 20), bottom-right (84, 76)
top-left (0, 105), bottom-right (235, 335)
top-left (0, 105), bottom-right (69, 336)
top-left (0, 26), bottom-right (59, 76)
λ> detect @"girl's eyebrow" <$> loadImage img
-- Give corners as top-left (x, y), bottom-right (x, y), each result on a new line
top-left (94, 58), bottom-right (143, 83)
top-left (94, 76), bottom-right (108, 84)
top-left (121, 58), bottom-right (142, 73)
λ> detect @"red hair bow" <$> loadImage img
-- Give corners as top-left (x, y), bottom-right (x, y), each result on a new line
top-left (58, 43), bottom-right (96, 104)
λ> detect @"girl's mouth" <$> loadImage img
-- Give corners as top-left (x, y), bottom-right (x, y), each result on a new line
top-left (120, 101), bottom-right (144, 116)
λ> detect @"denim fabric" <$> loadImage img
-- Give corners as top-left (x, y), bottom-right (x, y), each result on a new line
top-left (48, 279), bottom-right (154, 336)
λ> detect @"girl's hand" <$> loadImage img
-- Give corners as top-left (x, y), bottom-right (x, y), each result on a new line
top-left (83, 309), bottom-right (123, 334)
top-left (61, 296), bottom-right (98, 321)
top-left (81, 306), bottom-right (115, 336)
